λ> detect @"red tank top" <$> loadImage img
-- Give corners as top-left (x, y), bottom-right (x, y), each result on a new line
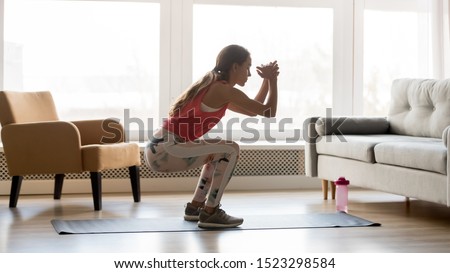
top-left (162, 84), bottom-right (228, 141)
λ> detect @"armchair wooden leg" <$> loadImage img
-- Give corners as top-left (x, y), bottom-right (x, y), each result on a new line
top-left (9, 176), bottom-right (23, 208)
top-left (90, 172), bottom-right (102, 211)
top-left (54, 174), bottom-right (65, 200)
top-left (322, 179), bottom-right (328, 200)
top-left (129, 166), bottom-right (141, 202)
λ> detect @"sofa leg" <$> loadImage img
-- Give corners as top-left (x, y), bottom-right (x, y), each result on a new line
top-left (322, 179), bottom-right (336, 200)
top-left (331, 181), bottom-right (336, 200)
top-left (322, 179), bottom-right (329, 200)
top-left (90, 172), bottom-right (102, 211)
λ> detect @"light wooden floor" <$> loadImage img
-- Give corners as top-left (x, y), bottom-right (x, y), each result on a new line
top-left (1, 188), bottom-right (450, 253)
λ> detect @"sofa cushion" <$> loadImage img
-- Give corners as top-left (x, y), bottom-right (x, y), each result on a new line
top-left (374, 140), bottom-right (446, 175)
top-left (316, 134), bottom-right (427, 163)
top-left (316, 134), bottom-right (441, 164)
top-left (388, 78), bottom-right (450, 138)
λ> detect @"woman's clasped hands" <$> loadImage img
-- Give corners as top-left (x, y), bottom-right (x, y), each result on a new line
top-left (256, 61), bottom-right (279, 80)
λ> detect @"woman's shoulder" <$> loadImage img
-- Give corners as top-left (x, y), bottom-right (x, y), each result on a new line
top-left (202, 81), bottom-right (235, 106)
top-left (210, 80), bottom-right (231, 89)
top-left (208, 81), bottom-right (232, 95)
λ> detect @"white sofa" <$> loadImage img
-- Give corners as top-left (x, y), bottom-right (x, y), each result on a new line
top-left (304, 78), bottom-right (450, 206)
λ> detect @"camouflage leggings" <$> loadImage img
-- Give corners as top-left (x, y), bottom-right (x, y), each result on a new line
top-left (144, 129), bottom-right (239, 208)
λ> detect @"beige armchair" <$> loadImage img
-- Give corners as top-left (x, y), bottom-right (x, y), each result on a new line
top-left (0, 91), bottom-right (141, 210)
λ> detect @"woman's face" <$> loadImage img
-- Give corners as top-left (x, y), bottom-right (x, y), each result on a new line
top-left (235, 56), bottom-right (252, 87)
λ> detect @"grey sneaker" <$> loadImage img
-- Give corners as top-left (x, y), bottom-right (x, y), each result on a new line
top-left (198, 207), bottom-right (244, 228)
top-left (184, 202), bottom-right (202, 221)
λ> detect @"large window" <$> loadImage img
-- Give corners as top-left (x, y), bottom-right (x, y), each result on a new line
top-left (362, 0), bottom-right (439, 116)
top-left (1, 0), bottom-right (448, 143)
top-left (3, 0), bottom-right (160, 136)
top-left (192, 3), bottom-right (334, 140)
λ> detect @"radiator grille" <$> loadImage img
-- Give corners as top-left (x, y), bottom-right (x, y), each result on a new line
top-left (0, 149), bottom-right (304, 181)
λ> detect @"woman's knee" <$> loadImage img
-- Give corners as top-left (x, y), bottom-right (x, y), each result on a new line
top-left (226, 140), bottom-right (240, 159)
top-left (230, 141), bottom-right (240, 154)
top-left (209, 139), bottom-right (240, 154)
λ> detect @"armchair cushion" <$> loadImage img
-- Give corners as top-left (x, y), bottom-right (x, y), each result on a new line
top-left (81, 142), bottom-right (140, 172)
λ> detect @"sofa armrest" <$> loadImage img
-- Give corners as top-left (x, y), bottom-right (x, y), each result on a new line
top-left (71, 118), bottom-right (125, 145)
top-left (303, 117), bottom-right (320, 177)
top-left (445, 126), bottom-right (450, 207)
top-left (443, 126), bottom-right (450, 148)
top-left (315, 117), bottom-right (390, 136)
top-left (1, 121), bottom-right (83, 175)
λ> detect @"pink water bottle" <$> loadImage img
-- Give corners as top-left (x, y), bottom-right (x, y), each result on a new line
top-left (335, 177), bottom-right (350, 213)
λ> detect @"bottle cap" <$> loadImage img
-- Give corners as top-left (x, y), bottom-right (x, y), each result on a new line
top-left (335, 177), bottom-right (349, 185)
